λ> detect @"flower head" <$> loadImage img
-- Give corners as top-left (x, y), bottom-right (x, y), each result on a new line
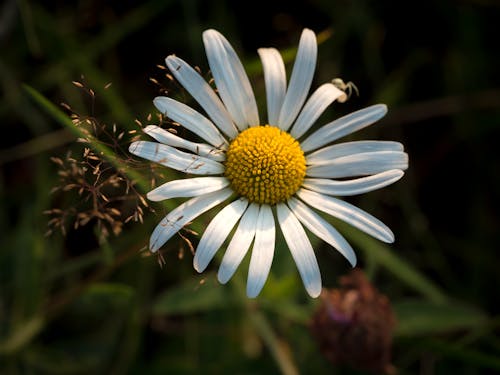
top-left (129, 28), bottom-right (408, 298)
top-left (310, 269), bottom-right (396, 374)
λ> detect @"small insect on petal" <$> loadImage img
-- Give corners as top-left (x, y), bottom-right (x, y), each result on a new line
top-left (331, 78), bottom-right (359, 102)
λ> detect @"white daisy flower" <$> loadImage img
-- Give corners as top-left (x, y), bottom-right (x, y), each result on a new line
top-left (129, 28), bottom-right (408, 298)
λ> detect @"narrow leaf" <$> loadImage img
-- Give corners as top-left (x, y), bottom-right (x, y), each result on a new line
top-left (394, 299), bottom-right (488, 337)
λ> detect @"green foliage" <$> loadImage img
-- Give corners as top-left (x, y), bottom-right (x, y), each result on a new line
top-left (152, 274), bottom-right (232, 315)
top-left (2, 0), bottom-right (500, 374)
top-left (394, 299), bottom-right (488, 337)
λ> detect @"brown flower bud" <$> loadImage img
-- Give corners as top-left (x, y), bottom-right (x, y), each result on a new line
top-left (310, 269), bottom-right (396, 374)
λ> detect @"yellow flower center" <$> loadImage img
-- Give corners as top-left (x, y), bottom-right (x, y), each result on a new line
top-left (224, 125), bottom-right (306, 205)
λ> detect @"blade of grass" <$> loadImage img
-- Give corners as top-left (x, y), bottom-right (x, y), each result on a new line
top-left (0, 316), bottom-right (45, 355)
top-left (34, 0), bottom-right (175, 87)
top-left (0, 128), bottom-right (74, 165)
top-left (23, 84), bottom-right (149, 192)
top-left (394, 299), bottom-right (488, 337)
top-left (334, 220), bottom-right (448, 304)
top-left (29, 0), bottom-right (176, 127)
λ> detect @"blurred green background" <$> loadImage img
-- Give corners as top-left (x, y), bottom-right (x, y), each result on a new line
top-left (1, 0), bottom-right (500, 374)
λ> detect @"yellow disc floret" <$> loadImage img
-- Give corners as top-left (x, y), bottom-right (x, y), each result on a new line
top-left (224, 125), bottom-right (306, 205)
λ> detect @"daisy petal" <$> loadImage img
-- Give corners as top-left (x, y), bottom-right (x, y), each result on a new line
top-left (215, 32), bottom-right (260, 127)
top-left (277, 203), bottom-right (321, 298)
top-left (203, 29), bottom-right (259, 129)
top-left (300, 104), bottom-right (388, 152)
top-left (143, 125), bottom-right (225, 161)
top-left (287, 197), bottom-right (356, 266)
top-left (165, 55), bottom-right (238, 139)
top-left (194, 198), bottom-right (249, 272)
top-left (154, 96), bottom-right (228, 148)
top-left (302, 170), bottom-right (405, 196)
top-left (258, 47), bottom-right (286, 125)
top-left (129, 141), bottom-right (224, 175)
top-left (247, 205), bottom-right (275, 298)
top-left (149, 188), bottom-right (233, 252)
top-left (218, 203), bottom-right (259, 284)
top-left (306, 151), bottom-right (409, 178)
top-left (306, 140), bottom-right (404, 165)
top-left (297, 188), bottom-right (395, 243)
top-left (278, 29), bottom-right (317, 131)
top-left (290, 83), bottom-right (345, 139)
top-left (147, 177), bottom-right (230, 201)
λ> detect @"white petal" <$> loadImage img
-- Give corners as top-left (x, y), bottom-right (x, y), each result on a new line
top-left (300, 104), bottom-right (388, 152)
top-left (290, 83), bottom-right (345, 139)
top-left (306, 151), bottom-right (409, 178)
top-left (287, 197), bottom-right (356, 266)
top-left (129, 141), bottom-right (224, 175)
top-left (149, 188), bottom-right (233, 252)
top-left (147, 177), bottom-right (230, 201)
top-left (217, 203), bottom-right (259, 284)
top-left (302, 170), bottom-right (405, 196)
top-left (203, 29), bottom-right (259, 130)
top-left (296, 188), bottom-right (394, 243)
top-left (153, 96), bottom-right (228, 148)
top-left (277, 29), bottom-right (317, 131)
top-left (165, 55), bottom-right (238, 139)
top-left (215, 31), bottom-right (260, 127)
top-left (276, 203), bottom-right (321, 298)
top-left (306, 140), bottom-right (404, 165)
top-left (194, 198), bottom-right (249, 272)
top-left (247, 205), bottom-right (275, 298)
top-left (258, 48), bottom-right (286, 126)
top-left (143, 125), bottom-right (225, 161)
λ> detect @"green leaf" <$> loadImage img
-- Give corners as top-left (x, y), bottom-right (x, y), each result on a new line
top-left (152, 274), bottom-right (231, 315)
top-left (394, 299), bottom-right (488, 337)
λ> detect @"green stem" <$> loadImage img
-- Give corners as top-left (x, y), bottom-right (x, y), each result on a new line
top-left (232, 275), bottom-right (300, 375)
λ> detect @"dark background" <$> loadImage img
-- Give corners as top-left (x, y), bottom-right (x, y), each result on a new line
top-left (1, 0), bottom-right (500, 374)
